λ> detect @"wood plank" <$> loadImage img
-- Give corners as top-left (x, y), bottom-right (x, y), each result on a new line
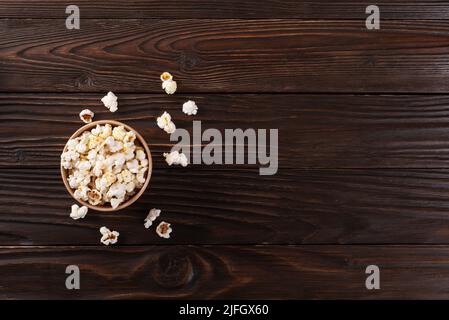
top-left (3, 19), bottom-right (449, 93)
top-left (3, 167), bottom-right (449, 245)
top-left (1, 245), bottom-right (449, 299)
top-left (1, 1), bottom-right (449, 19)
top-left (3, 93), bottom-right (449, 169)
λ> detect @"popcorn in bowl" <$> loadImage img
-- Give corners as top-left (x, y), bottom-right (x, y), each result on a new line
top-left (61, 121), bottom-right (151, 210)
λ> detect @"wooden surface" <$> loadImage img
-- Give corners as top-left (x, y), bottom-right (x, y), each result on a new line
top-left (2, 245), bottom-right (449, 299)
top-left (5, 19), bottom-right (449, 93)
top-left (1, 1), bottom-right (449, 19)
top-left (2, 0), bottom-right (449, 299)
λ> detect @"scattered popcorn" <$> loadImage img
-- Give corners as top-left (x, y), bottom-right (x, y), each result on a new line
top-left (101, 91), bottom-right (118, 112)
top-left (79, 109), bottom-right (94, 123)
top-left (156, 221), bottom-right (172, 239)
top-left (144, 208), bottom-right (161, 228)
top-left (70, 204), bottom-right (88, 220)
top-left (156, 111), bottom-right (176, 134)
top-left (162, 79), bottom-right (177, 95)
top-left (163, 150), bottom-right (188, 167)
top-left (182, 100), bottom-right (198, 116)
top-left (157, 111), bottom-right (171, 129)
top-left (160, 72), bottom-right (177, 94)
top-left (160, 72), bottom-right (173, 82)
top-left (61, 123), bottom-right (149, 209)
top-left (164, 121), bottom-right (176, 134)
top-left (99, 226), bottom-right (119, 245)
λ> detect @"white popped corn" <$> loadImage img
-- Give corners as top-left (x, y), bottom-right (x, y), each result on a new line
top-left (99, 226), bottom-right (119, 245)
top-left (123, 131), bottom-right (136, 143)
top-left (74, 185), bottom-right (89, 201)
top-left (61, 150), bottom-right (79, 169)
top-left (157, 111), bottom-right (171, 129)
top-left (79, 109), bottom-right (94, 123)
top-left (135, 149), bottom-right (146, 161)
top-left (75, 142), bottom-right (87, 154)
top-left (110, 197), bottom-right (123, 209)
top-left (77, 160), bottom-right (91, 172)
top-left (126, 159), bottom-right (139, 173)
top-left (156, 111), bottom-right (176, 134)
top-left (144, 208), bottom-right (161, 228)
top-left (156, 221), bottom-right (172, 239)
top-left (140, 158), bottom-right (149, 168)
top-left (162, 79), bottom-right (177, 94)
top-left (70, 204), bottom-right (88, 220)
top-left (182, 100), bottom-right (198, 115)
top-left (101, 92), bottom-right (118, 112)
top-left (107, 182), bottom-right (127, 200)
top-left (163, 150), bottom-right (188, 167)
top-left (112, 126), bottom-right (127, 141)
top-left (87, 189), bottom-right (102, 206)
top-left (160, 72), bottom-right (177, 94)
top-left (100, 124), bottom-right (112, 138)
top-left (125, 181), bottom-right (136, 193)
top-left (136, 171), bottom-right (146, 185)
top-left (164, 121), bottom-right (176, 134)
top-left (61, 123), bottom-right (149, 209)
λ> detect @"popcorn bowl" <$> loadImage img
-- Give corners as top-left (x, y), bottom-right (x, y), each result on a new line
top-left (61, 120), bottom-right (152, 212)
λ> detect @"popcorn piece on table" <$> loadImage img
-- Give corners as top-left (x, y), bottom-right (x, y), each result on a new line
top-left (163, 150), bottom-right (188, 167)
top-left (70, 204), bottom-right (88, 220)
top-left (99, 226), bottom-right (119, 245)
top-left (156, 111), bottom-right (176, 134)
top-left (156, 221), bottom-right (172, 239)
top-left (160, 72), bottom-right (173, 82)
top-left (79, 109), bottom-right (95, 123)
top-left (160, 72), bottom-right (177, 95)
top-left (182, 100), bottom-right (198, 116)
top-left (144, 208), bottom-right (161, 228)
top-left (101, 91), bottom-right (118, 112)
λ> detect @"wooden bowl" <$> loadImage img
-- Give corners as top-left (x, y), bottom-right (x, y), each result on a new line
top-left (61, 120), bottom-right (152, 211)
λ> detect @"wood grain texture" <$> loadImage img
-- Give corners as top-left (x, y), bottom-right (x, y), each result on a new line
top-left (4, 19), bottom-right (449, 93)
top-left (1, 1), bottom-right (449, 19)
top-left (4, 94), bottom-right (449, 169)
top-left (3, 167), bottom-right (449, 245)
top-left (1, 245), bottom-right (449, 299)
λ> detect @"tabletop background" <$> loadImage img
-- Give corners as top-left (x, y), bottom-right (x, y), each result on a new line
top-left (3, 0), bottom-right (449, 299)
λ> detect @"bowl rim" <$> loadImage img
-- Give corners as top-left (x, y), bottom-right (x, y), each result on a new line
top-left (60, 120), bottom-right (152, 212)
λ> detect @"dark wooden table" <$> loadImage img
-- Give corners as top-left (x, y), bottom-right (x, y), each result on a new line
top-left (3, 0), bottom-right (449, 299)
